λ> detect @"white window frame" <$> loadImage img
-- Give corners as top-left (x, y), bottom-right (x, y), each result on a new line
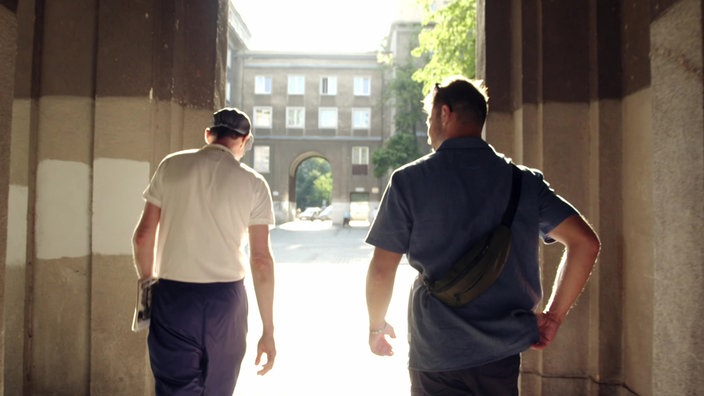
top-left (254, 145), bottom-right (270, 173)
top-left (255, 76), bottom-right (272, 95)
top-left (288, 75), bottom-right (305, 95)
top-left (352, 146), bottom-right (369, 165)
top-left (318, 107), bottom-right (338, 129)
top-left (353, 76), bottom-right (371, 96)
top-left (320, 76), bottom-right (337, 95)
top-left (351, 108), bottom-right (371, 129)
top-left (253, 106), bottom-right (273, 128)
top-left (286, 107), bottom-right (305, 129)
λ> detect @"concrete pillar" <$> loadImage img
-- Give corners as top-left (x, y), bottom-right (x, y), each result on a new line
top-left (6, 0), bottom-right (227, 394)
top-left (590, 0), bottom-right (628, 393)
top-left (535, 2), bottom-right (596, 395)
top-left (620, 1), bottom-right (655, 395)
top-left (28, 1), bottom-right (97, 392)
top-left (5, 0), bottom-right (32, 394)
top-left (480, 0), bottom-right (515, 156)
top-left (482, 1), bottom-right (604, 394)
top-left (90, 1), bottom-right (227, 394)
top-left (651, 0), bottom-right (704, 394)
top-left (0, 1), bottom-right (18, 393)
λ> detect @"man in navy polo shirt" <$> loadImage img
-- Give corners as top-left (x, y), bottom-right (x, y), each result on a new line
top-left (365, 76), bottom-right (600, 395)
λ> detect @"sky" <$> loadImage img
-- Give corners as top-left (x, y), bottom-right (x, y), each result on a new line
top-left (232, 0), bottom-right (404, 52)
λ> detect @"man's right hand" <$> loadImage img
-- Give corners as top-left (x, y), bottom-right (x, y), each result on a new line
top-left (531, 311), bottom-right (562, 350)
top-left (369, 322), bottom-right (396, 356)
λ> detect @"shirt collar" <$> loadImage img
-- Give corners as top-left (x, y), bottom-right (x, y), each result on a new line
top-left (436, 136), bottom-right (491, 151)
top-left (202, 143), bottom-right (238, 159)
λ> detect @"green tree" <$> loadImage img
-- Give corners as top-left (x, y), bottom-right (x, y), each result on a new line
top-left (387, 63), bottom-right (426, 134)
top-left (295, 157), bottom-right (332, 208)
top-left (412, 0), bottom-right (477, 93)
top-left (372, 133), bottom-right (422, 178)
top-left (372, 62), bottom-right (425, 178)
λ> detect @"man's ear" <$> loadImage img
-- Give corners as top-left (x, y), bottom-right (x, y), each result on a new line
top-left (204, 128), bottom-right (215, 144)
top-left (440, 104), bottom-right (452, 125)
top-left (244, 133), bottom-right (253, 151)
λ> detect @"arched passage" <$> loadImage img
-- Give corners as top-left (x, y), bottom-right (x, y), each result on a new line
top-left (292, 155), bottom-right (332, 216)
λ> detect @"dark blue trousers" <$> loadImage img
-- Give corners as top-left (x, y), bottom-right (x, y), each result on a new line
top-left (148, 279), bottom-right (248, 396)
top-left (410, 355), bottom-right (520, 396)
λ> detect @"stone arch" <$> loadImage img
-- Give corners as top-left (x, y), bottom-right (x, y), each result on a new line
top-left (287, 150), bottom-right (332, 217)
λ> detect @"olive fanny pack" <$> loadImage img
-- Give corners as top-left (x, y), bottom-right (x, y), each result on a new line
top-left (421, 164), bottom-right (523, 307)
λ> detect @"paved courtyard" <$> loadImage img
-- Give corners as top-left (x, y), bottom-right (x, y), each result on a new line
top-left (235, 220), bottom-right (417, 396)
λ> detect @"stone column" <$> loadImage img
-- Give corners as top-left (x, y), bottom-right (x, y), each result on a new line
top-left (620, 1), bottom-right (655, 394)
top-left (28, 0), bottom-right (96, 392)
top-left (651, 0), bottom-right (704, 394)
top-left (0, 1), bottom-right (19, 393)
top-left (481, 1), bottom-right (602, 394)
top-left (90, 0), bottom-right (227, 394)
top-left (7, 0), bottom-right (227, 394)
top-left (5, 0), bottom-right (32, 393)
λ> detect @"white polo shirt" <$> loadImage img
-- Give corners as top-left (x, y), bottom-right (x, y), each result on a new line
top-left (144, 144), bottom-right (275, 283)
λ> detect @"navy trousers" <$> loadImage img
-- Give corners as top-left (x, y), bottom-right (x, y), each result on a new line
top-left (410, 354), bottom-right (520, 396)
top-left (148, 279), bottom-right (248, 396)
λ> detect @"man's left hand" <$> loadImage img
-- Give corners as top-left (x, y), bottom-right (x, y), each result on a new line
top-left (255, 334), bottom-right (276, 375)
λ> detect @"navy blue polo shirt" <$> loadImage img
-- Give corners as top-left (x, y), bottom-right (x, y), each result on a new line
top-left (366, 137), bottom-right (578, 371)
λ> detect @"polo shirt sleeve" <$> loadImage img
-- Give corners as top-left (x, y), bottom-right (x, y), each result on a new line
top-left (249, 176), bottom-right (275, 226)
top-left (535, 170), bottom-right (579, 244)
top-left (142, 157), bottom-right (168, 207)
top-left (365, 171), bottom-right (411, 254)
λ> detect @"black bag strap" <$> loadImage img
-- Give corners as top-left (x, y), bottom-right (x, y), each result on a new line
top-left (500, 164), bottom-right (522, 227)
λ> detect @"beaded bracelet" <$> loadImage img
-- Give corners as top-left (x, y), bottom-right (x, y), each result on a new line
top-left (370, 322), bottom-right (387, 335)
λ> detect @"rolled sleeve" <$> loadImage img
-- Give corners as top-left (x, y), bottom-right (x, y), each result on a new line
top-left (535, 171), bottom-right (578, 244)
top-left (365, 172), bottom-right (411, 254)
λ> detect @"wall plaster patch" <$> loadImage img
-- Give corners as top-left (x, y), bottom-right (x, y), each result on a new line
top-left (92, 158), bottom-right (151, 255)
top-left (36, 159), bottom-right (90, 259)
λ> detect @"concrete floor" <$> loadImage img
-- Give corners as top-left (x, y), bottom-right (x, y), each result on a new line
top-left (235, 220), bottom-right (416, 396)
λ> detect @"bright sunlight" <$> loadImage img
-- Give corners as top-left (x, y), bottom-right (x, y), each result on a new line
top-left (233, 0), bottom-right (419, 52)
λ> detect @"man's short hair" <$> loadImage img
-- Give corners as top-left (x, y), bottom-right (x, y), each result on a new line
top-left (423, 76), bottom-right (489, 127)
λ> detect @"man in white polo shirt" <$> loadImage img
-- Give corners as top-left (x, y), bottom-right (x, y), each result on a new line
top-left (132, 107), bottom-right (276, 395)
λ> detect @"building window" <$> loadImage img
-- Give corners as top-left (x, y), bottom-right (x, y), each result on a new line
top-left (254, 146), bottom-right (270, 173)
top-left (253, 107), bottom-right (272, 128)
top-left (286, 107), bottom-right (305, 128)
top-left (352, 146), bottom-right (369, 175)
top-left (288, 75), bottom-right (305, 95)
top-left (320, 76), bottom-right (337, 95)
top-left (318, 107), bottom-right (338, 129)
top-left (255, 76), bottom-right (272, 94)
top-left (352, 108), bottom-right (371, 129)
top-left (226, 80), bottom-right (231, 104)
top-left (354, 76), bottom-right (371, 96)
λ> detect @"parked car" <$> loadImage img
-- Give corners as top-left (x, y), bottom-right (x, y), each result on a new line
top-left (297, 207), bottom-right (321, 221)
top-left (316, 205), bottom-right (333, 221)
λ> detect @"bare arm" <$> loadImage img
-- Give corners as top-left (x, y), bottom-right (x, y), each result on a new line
top-left (248, 224), bottom-right (276, 375)
top-left (366, 247), bottom-right (403, 356)
top-left (132, 202), bottom-right (161, 280)
top-left (532, 214), bottom-right (601, 350)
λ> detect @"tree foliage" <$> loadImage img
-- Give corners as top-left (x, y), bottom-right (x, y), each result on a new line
top-left (372, 133), bottom-right (422, 178)
top-left (296, 157), bottom-right (332, 208)
top-left (387, 63), bottom-right (426, 134)
top-left (412, 0), bottom-right (477, 93)
top-left (372, 62), bottom-right (424, 178)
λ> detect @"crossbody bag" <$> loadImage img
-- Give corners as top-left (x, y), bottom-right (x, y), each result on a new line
top-left (422, 164), bottom-right (523, 307)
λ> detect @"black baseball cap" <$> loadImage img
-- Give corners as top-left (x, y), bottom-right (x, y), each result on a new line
top-left (209, 107), bottom-right (251, 136)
